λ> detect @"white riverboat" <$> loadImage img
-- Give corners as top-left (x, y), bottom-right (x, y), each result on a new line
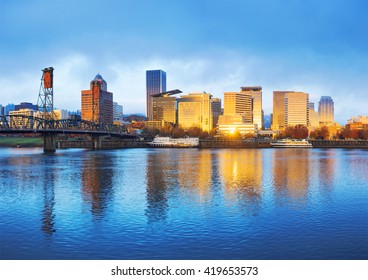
top-left (270, 139), bottom-right (313, 148)
top-left (149, 137), bottom-right (200, 148)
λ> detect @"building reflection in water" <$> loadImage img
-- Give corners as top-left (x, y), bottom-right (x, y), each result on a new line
top-left (272, 149), bottom-right (310, 203)
top-left (8, 154), bottom-right (56, 236)
top-left (81, 153), bottom-right (114, 218)
top-left (177, 150), bottom-right (212, 199)
top-left (145, 151), bottom-right (173, 223)
top-left (318, 149), bottom-right (335, 194)
top-left (218, 149), bottom-right (263, 214)
top-left (41, 160), bottom-right (56, 236)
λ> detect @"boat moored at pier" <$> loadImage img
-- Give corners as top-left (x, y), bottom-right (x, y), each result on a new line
top-left (270, 139), bottom-right (313, 148)
top-left (149, 137), bottom-right (200, 148)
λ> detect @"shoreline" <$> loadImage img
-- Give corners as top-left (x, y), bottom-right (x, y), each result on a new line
top-left (1, 137), bottom-right (367, 149)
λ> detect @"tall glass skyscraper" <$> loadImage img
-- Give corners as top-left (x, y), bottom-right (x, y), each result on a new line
top-left (146, 70), bottom-right (166, 120)
top-left (318, 96), bottom-right (334, 123)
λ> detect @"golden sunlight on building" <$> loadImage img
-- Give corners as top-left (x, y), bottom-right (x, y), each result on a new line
top-left (177, 92), bottom-right (213, 131)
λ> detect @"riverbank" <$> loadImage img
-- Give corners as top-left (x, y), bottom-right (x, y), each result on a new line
top-left (1, 137), bottom-right (367, 149)
top-left (0, 137), bottom-right (43, 147)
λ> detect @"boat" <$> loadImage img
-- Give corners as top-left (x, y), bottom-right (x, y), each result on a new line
top-left (270, 139), bottom-right (313, 148)
top-left (16, 145), bottom-right (22, 148)
top-left (148, 137), bottom-right (199, 148)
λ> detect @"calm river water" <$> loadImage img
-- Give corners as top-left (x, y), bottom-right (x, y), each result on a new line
top-left (0, 147), bottom-right (367, 260)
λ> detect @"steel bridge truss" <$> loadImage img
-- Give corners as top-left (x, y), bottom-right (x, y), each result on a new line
top-left (0, 115), bottom-right (128, 136)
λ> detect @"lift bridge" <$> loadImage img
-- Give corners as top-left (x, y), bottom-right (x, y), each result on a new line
top-left (0, 67), bottom-right (137, 152)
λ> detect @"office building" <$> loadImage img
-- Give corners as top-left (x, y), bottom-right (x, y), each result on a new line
top-left (113, 102), bottom-right (124, 125)
top-left (308, 102), bottom-right (319, 129)
top-left (218, 115), bottom-right (257, 136)
top-left (223, 91), bottom-right (252, 122)
top-left (318, 96), bottom-right (334, 123)
top-left (272, 91), bottom-right (309, 130)
top-left (211, 98), bottom-right (222, 129)
top-left (81, 74), bottom-right (113, 125)
top-left (241, 86), bottom-right (263, 129)
top-left (177, 92), bottom-right (212, 132)
top-left (146, 70), bottom-right (166, 121)
top-left (54, 109), bottom-right (69, 120)
top-left (285, 91), bottom-right (309, 127)
top-left (9, 109), bottom-right (35, 128)
top-left (152, 96), bottom-right (177, 124)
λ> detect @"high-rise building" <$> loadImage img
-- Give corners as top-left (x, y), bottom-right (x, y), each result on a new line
top-left (152, 96), bottom-right (177, 124)
top-left (241, 86), bottom-right (263, 129)
top-left (272, 91), bottom-right (309, 130)
top-left (177, 92), bottom-right (212, 131)
top-left (113, 102), bottom-right (124, 125)
top-left (146, 70), bottom-right (166, 121)
top-left (308, 102), bottom-right (319, 129)
top-left (223, 91), bottom-right (252, 122)
top-left (285, 91), bottom-right (309, 127)
top-left (271, 91), bottom-right (288, 131)
top-left (318, 96), bottom-right (334, 123)
top-left (9, 109), bottom-right (35, 128)
top-left (211, 98), bottom-right (222, 128)
top-left (53, 109), bottom-right (69, 120)
top-left (81, 74), bottom-right (113, 125)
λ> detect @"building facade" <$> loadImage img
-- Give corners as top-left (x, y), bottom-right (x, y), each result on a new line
top-left (241, 86), bottom-right (263, 129)
top-left (223, 91), bottom-right (252, 123)
top-left (211, 97), bottom-right (222, 129)
top-left (272, 91), bottom-right (309, 130)
top-left (318, 96), bottom-right (334, 123)
top-left (81, 74), bottom-right (113, 125)
top-left (152, 96), bottom-right (177, 124)
top-left (285, 91), bottom-right (309, 127)
top-left (9, 109), bottom-right (35, 128)
top-left (113, 102), bottom-right (124, 125)
top-left (146, 70), bottom-right (166, 121)
top-left (177, 93), bottom-right (212, 131)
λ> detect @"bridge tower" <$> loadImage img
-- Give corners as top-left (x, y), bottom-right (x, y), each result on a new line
top-left (37, 67), bottom-right (55, 120)
top-left (37, 67), bottom-right (57, 152)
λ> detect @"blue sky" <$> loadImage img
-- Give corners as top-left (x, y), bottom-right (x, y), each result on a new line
top-left (0, 0), bottom-right (367, 123)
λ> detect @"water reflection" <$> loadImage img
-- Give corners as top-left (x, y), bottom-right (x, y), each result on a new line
top-left (145, 151), bottom-right (170, 223)
top-left (177, 150), bottom-right (212, 197)
top-left (272, 149), bottom-right (310, 203)
top-left (318, 149), bottom-right (335, 193)
top-left (81, 153), bottom-right (114, 218)
top-left (41, 160), bottom-right (56, 236)
top-left (218, 149), bottom-right (263, 214)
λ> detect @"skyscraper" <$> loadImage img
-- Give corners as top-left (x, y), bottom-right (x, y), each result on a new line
top-left (223, 91), bottom-right (252, 122)
top-left (177, 92), bottom-right (212, 131)
top-left (318, 96), bottom-right (334, 123)
top-left (146, 70), bottom-right (166, 120)
top-left (152, 95), bottom-right (177, 124)
top-left (285, 91), bottom-right (309, 127)
top-left (272, 91), bottom-right (309, 130)
top-left (81, 74), bottom-right (113, 125)
top-left (241, 86), bottom-right (263, 130)
top-left (211, 98), bottom-right (222, 128)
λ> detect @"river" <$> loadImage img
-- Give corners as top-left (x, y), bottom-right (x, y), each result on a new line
top-left (0, 147), bottom-right (367, 259)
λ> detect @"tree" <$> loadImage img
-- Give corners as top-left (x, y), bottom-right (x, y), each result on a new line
top-left (172, 127), bottom-right (185, 138)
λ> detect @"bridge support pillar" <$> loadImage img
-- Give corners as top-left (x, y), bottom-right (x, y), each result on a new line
top-left (44, 134), bottom-right (56, 153)
top-left (91, 135), bottom-right (102, 150)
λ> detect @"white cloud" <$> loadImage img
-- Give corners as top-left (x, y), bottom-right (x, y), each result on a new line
top-left (1, 51), bottom-right (367, 124)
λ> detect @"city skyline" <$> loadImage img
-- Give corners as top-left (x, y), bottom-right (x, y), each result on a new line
top-left (0, 0), bottom-right (367, 124)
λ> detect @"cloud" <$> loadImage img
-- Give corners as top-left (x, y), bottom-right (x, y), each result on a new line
top-left (1, 50), bottom-right (367, 124)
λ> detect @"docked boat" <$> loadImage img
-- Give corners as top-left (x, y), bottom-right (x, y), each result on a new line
top-left (148, 137), bottom-right (199, 148)
top-left (270, 139), bottom-right (313, 148)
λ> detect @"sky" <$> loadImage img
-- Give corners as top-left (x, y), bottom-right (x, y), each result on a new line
top-left (0, 0), bottom-right (367, 124)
